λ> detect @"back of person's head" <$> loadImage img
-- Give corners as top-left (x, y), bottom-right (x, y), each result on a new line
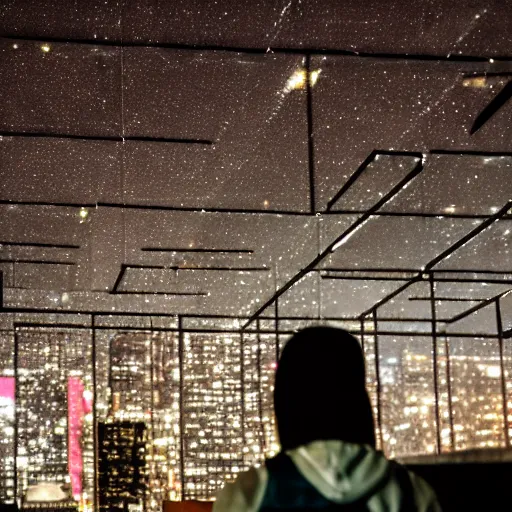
top-left (274, 326), bottom-right (376, 451)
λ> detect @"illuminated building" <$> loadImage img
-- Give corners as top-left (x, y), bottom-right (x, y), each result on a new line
top-left (449, 353), bottom-right (507, 451)
top-left (181, 333), bottom-right (245, 500)
top-left (1, 326), bottom-right (510, 510)
top-left (14, 330), bottom-right (94, 507)
top-left (381, 351), bottom-right (438, 458)
top-left (97, 421), bottom-right (147, 512)
top-left (242, 333), bottom-right (280, 466)
top-left (381, 345), bottom-right (509, 459)
top-left (105, 332), bottom-right (181, 509)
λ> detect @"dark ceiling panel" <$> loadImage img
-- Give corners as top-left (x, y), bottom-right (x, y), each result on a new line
top-left (123, 50), bottom-right (304, 140)
top-left (0, 137), bottom-right (122, 204)
top-left (0, 0), bottom-right (122, 41)
top-left (436, 219), bottom-right (512, 272)
top-left (0, 204), bottom-right (89, 246)
top-left (320, 277), bottom-right (409, 318)
top-left (381, 154), bottom-right (512, 216)
top-left (12, 262), bottom-right (73, 291)
top-left (312, 56), bottom-right (512, 211)
top-left (121, 49), bottom-right (309, 210)
top-left (0, 40), bottom-right (121, 136)
top-left (121, 0), bottom-right (510, 56)
top-left (278, 272), bottom-right (320, 318)
top-left (122, 137), bottom-right (308, 211)
top-left (2, 1), bottom-right (510, 57)
top-left (321, 216), bottom-right (482, 270)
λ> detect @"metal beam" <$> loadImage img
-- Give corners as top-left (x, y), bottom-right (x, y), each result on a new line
top-left (242, 154), bottom-right (425, 329)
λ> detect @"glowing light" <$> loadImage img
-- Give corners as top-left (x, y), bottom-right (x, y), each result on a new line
top-left (41, 44), bottom-right (51, 53)
top-left (284, 68), bottom-right (322, 92)
top-left (486, 366), bottom-right (501, 378)
top-left (462, 76), bottom-right (487, 88)
top-left (285, 69), bottom-right (306, 91)
top-left (78, 207), bottom-right (89, 222)
top-left (444, 205), bottom-right (457, 214)
top-left (310, 69), bottom-right (321, 86)
top-left (12, 43), bottom-right (18, 49)
top-left (331, 219), bottom-right (370, 251)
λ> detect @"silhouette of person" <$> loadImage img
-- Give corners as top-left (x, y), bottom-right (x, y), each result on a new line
top-left (214, 326), bottom-right (441, 511)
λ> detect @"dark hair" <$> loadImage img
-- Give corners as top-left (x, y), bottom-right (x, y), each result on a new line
top-left (274, 326), bottom-right (376, 451)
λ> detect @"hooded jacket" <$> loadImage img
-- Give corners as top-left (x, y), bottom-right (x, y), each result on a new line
top-left (214, 327), bottom-right (441, 511)
top-left (213, 439), bottom-right (440, 511)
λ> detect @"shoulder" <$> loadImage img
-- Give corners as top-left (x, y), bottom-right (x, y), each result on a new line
top-left (408, 471), bottom-right (442, 512)
top-left (367, 462), bottom-right (441, 512)
top-left (213, 465), bottom-right (268, 512)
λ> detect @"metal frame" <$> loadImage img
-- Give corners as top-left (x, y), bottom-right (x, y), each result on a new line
top-left (0, 30), bottom-right (511, 507)
top-left (3, 34), bottom-right (512, 62)
top-left (0, 304), bottom-right (509, 506)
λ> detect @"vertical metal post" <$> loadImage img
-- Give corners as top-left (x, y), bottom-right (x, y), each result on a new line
top-left (372, 311), bottom-right (383, 451)
top-left (360, 318), bottom-right (366, 355)
top-left (148, 318), bottom-right (156, 509)
top-left (274, 299), bottom-right (280, 362)
top-left (91, 314), bottom-right (99, 512)
top-left (305, 53), bottom-right (316, 214)
top-left (256, 318), bottom-right (265, 454)
top-left (429, 274), bottom-right (442, 454)
top-left (443, 334), bottom-right (455, 451)
top-left (496, 299), bottom-right (510, 447)
top-left (178, 316), bottom-right (185, 500)
top-left (239, 330), bottom-right (246, 462)
top-left (13, 328), bottom-right (19, 507)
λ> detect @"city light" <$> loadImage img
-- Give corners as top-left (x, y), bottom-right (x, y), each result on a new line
top-left (1, 330), bottom-right (510, 508)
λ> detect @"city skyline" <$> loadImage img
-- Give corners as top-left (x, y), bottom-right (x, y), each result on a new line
top-left (1, 326), bottom-right (510, 510)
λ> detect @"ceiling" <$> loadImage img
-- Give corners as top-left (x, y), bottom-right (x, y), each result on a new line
top-left (0, 0), bottom-right (511, 332)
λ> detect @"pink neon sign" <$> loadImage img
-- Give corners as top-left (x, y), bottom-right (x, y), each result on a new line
top-left (67, 377), bottom-right (92, 500)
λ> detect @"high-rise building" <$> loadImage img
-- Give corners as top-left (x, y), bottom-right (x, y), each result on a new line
top-left (181, 333), bottom-right (244, 500)
top-left (381, 343), bottom-right (508, 458)
top-left (97, 421), bottom-right (147, 512)
top-left (106, 332), bottom-right (181, 509)
top-left (14, 329), bottom-right (94, 507)
top-left (449, 352), bottom-right (506, 451)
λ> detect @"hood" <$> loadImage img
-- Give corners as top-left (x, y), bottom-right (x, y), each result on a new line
top-left (274, 327), bottom-right (376, 450)
top-left (287, 440), bottom-right (391, 504)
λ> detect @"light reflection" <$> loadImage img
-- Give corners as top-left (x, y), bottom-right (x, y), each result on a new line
top-left (284, 68), bottom-right (321, 92)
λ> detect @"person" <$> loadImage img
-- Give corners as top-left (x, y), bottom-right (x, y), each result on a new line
top-left (213, 326), bottom-right (441, 511)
